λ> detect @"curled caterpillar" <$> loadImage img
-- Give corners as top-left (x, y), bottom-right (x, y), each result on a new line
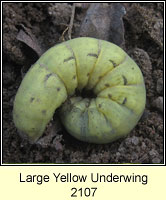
top-left (13, 37), bottom-right (146, 144)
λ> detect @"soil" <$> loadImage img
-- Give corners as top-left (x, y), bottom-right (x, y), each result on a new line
top-left (2, 3), bottom-right (164, 164)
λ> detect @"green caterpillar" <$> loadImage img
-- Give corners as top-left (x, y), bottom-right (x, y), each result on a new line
top-left (13, 37), bottom-right (146, 144)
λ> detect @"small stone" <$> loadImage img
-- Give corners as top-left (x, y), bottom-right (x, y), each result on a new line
top-left (149, 149), bottom-right (159, 158)
top-left (152, 96), bottom-right (163, 113)
top-left (152, 157), bottom-right (161, 164)
top-left (141, 142), bottom-right (146, 150)
top-left (131, 136), bottom-right (139, 146)
top-left (125, 138), bottom-right (132, 146)
top-left (116, 152), bottom-right (121, 157)
top-left (153, 19), bottom-right (163, 48)
top-left (118, 146), bottom-right (126, 153)
top-left (156, 78), bottom-right (163, 95)
top-left (131, 152), bottom-right (138, 160)
top-left (141, 109), bottom-right (150, 121)
top-left (53, 140), bottom-right (63, 151)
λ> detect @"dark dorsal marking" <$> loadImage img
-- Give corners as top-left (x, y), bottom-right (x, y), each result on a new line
top-left (109, 59), bottom-right (117, 67)
top-left (98, 104), bottom-right (102, 108)
top-left (73, 75), bottom-right (76, 80)
top-left (108, 94), bottom-right (112, 99)
top-left (105, 83), bottom-right (110, 87)
top-left (122, 75), bottom-right (127, 85)
top-left (30, 97), bottom-right (35, 102)
top-left (45, 73), bottom-right (53, 82)
top-left (87, 53), bottom-right (98, 58)
top-left (42, 110), bottom-right (47, 115)
top-left (64, 56), bottom-right (75, 62)
top-left (98, 75), bottom-right (102, 80)
top-left (122, 97), bottom-right (127, 105)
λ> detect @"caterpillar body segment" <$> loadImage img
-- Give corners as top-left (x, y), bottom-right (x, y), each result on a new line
top-left (13, 63), bottom-right (67, 141)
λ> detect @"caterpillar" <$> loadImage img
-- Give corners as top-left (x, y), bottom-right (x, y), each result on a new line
top-left (13, 37), bottom-right (146, 144)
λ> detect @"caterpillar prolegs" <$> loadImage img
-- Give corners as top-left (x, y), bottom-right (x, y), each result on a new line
top-left (13, 37), bottom-right (146, 144)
